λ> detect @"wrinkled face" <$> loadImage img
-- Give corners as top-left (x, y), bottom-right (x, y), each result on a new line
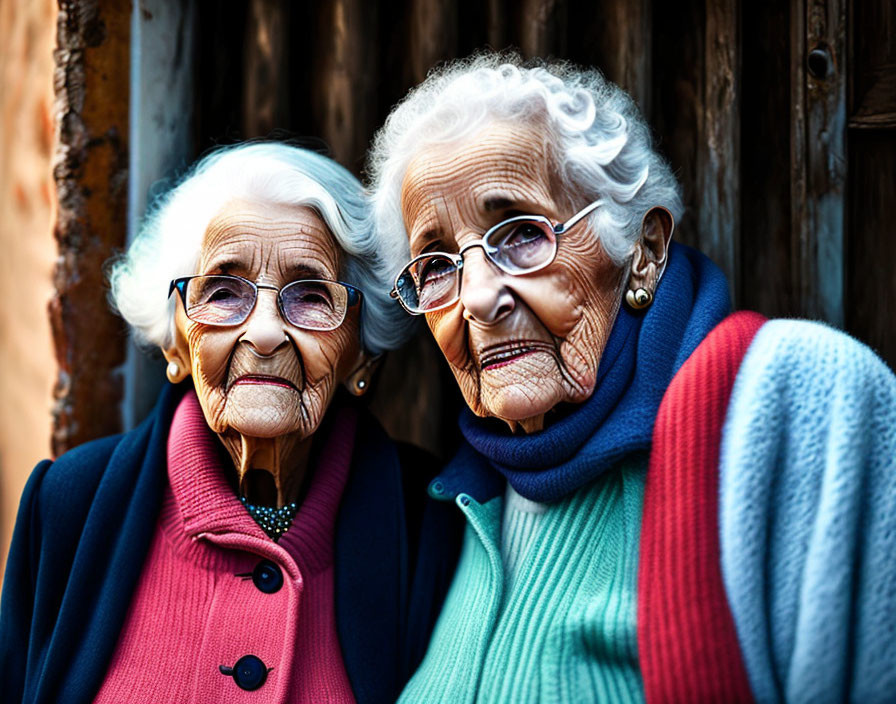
top-left (400, 123), bottom-right (627, 428)
top-left (172, 200), bottom-right (361, 441)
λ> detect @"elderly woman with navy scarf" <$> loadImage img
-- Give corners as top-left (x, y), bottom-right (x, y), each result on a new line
top-left (368, 54), bottom-right (896, 703)
top-left (0, 143), bottom-right (459, 704)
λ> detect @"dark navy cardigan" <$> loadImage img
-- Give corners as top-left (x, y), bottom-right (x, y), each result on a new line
top-left (0, 383), bottom-right (462, 704)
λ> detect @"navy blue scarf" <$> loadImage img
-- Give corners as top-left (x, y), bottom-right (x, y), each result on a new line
top-left (433, 243), bottom-right (731, 504)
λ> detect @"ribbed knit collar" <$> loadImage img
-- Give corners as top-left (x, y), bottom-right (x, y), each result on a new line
top-left (166, 389), bottom-right (357, 573)
top-left (432, 242), bottom-right (731, 504)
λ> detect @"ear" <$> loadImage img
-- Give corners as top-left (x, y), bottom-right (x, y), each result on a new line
top-left (343, 351), bottom-right (385, 397)
top-left (161, 327), bottom-right (192, 384)
top-left (342, 350), bottom-right (383, 396)
top-left (628, 206), bottom-right (674, 296)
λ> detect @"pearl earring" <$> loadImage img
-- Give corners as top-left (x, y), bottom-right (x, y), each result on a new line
top-left (167, 361), bottom-right (180, 380)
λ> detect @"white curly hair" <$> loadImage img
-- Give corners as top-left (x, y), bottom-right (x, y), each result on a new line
top-left (367, 53), bottom-right (683, 270)
top-left (108, 142), bottom-right (415, 354)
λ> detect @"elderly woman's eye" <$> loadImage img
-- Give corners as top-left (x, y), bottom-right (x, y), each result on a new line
top-left (291, 284), bottom-right (333, 308)
top-left (419, 256), bottom-right (455, 286)
top-left (209, 288), bottom-right (239, 302)
top-left (194, 279), bottom-right (246, 308)
top-left (503, 223), bottom-right (548, 248)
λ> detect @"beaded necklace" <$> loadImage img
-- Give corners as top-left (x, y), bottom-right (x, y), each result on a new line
top-left (239, 496), bottom-right (298, 540)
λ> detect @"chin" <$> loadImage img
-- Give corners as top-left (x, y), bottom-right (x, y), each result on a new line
top-left (479, 381), bottom-right (562, 424)
top-left (227, 412), bottom-right (304, 439)
top-left (224, 385), bottom-right (308, 439)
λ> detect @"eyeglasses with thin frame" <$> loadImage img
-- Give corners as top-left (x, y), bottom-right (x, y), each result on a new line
top-left (390, 199), bottom-right (603, 314)
top-left (168, 274), bottom-right (362, 331)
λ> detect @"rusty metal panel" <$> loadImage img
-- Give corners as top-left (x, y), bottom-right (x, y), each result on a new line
top-left (124, 0), bottom-right (196, 430)
top-left (51, 0), bottom-right (130, 455)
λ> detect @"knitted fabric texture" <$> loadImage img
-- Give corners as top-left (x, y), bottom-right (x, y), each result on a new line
top-left (95, 390), bottom-right (356, 704)
top-left (399, 457), bottom-right (647, 704)
top-left (453, 242), bottom-right (731, 503)
top-left (500, 484), bottom-right (547, 590)
top-left (638, 310), bottom-right (764, 703)
top-left (720, 320), bottom-right (896, 704)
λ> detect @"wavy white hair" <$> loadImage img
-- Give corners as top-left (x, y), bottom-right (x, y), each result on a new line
top-left (367, 53), bottom-right (683, 269)
top-left (108, 142), bottom-right (414, 354)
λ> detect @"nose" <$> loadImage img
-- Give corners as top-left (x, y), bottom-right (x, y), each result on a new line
top-left (458, 247), bottom-right (515, 324)
top-left (240, 289), bottom-right (289, 355)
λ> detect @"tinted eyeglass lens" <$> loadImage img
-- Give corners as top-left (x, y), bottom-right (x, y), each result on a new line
top-left (402, 255), bottom-right (459, 312)
top-left (485, 218), bottom-right (556, 273)
top-left (280, 280), bottom-right (347, 330)
top-left (185, 276), bottom-right (255, 325)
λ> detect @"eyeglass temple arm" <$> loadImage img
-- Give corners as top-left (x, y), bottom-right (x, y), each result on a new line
top-left (555, 200), bottom-right (603, 234)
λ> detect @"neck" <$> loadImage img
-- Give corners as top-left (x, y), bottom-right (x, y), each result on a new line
top-left (219, 432), bottom-right (313, 508)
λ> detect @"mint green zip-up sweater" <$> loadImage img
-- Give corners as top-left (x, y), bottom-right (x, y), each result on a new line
top-left (399, 457), bottom-right (647, 703)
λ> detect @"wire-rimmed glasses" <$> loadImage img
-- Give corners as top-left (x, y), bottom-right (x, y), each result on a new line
top-left (390, 199), bottom-right (603, 314)
top-left (168, 275), bottom-right (361, 331)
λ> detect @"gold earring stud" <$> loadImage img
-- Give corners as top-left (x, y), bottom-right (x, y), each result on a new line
top-left (625, 287), bottom-right (653, 310)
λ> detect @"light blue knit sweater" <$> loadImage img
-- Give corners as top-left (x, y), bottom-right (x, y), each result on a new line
top-left (721, 320), bottom-right (896, 703)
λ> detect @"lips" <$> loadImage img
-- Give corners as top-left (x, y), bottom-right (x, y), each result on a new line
top-left (477, 340), bottom-right (555, 370)
top-left (230, 374), bottom-right (299, 392)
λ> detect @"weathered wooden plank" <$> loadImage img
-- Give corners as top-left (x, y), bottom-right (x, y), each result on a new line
top-left (51, 0), bottom-right (130, 455)
top-left (849, 69), bottom-right (896, 129)
top-left (696, 0), bottom-right (740, 304)
top-left (518, 0), bottom-right (567, 59)
top-left (194, 0), bottom-right (245, 148)
top-left (243, 0), bottom-right (289, 138)
top-left (847, 132), bottom-right (896, 369)
top-left (408, 0), bottom-right (457, 85)
top-left (568, 0), bottom-right (649, 113)
top-left (486, 0), bottom-right (511, 49)
top-left (848, 0), bottom-right (896, 129)
top-left (740, 0), bottom-right (796, 317)
top-left (650, 0), bottom-right (703, 251)
top-left (312, 0), bottom-right (377, 171)
top-left (791, 0), bottom-right (847, 325)
top-left (846, 0), bottom-right (895, 369)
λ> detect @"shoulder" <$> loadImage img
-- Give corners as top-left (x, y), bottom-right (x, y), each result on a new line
top-left (730, 318), bottom-right (896, 422)
top-left (35, 434), bottom-right (124, 505)
top-left (718, 320), bottom-right (896, 701)
top-left (21, 433), bottom-right (126, 538)
top-left (723, 317), bottom-right (896, 478)
top-left (741, 318), bottom-right (893, 378)
top-left (23, 383), bottom-right (183, 538)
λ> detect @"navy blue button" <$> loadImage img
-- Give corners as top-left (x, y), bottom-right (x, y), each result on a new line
top-left (219, 654), bottom-right (270, 691)
top-left (252, 560), bottom-right (283, 594)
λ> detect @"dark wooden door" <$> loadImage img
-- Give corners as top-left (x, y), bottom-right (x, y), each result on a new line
top-left (50, 0), bottom-right (896, 457)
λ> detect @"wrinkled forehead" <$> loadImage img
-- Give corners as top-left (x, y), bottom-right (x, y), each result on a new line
top-left (198, 199), bottom-right (342, 279)
top-left (399, 122), bottom-right (558, 225)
